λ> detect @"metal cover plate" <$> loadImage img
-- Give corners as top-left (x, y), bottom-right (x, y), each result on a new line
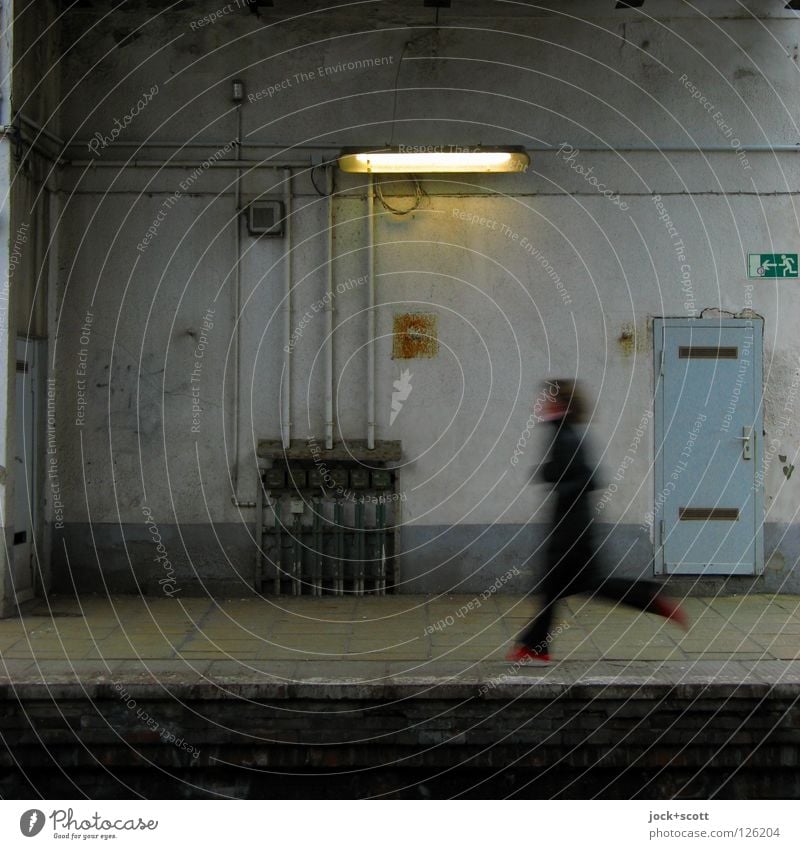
top-left (679, 507), bottom-right (740, 521)
top-left (678, 346), bottom-right (738, 359)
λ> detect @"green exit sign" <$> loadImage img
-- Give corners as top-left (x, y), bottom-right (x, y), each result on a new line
top-left (748, 253), bottom-right (798, 278)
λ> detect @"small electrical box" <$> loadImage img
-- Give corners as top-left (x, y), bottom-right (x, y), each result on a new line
top-left (264, 467), bottom-right (285, 490)
top-left (350, 468), bottom-right (369, 489)
top-left (287, 469), bottom-right (307, 490)
top-left (248, 200), bottom-right (285, 236)
top-left (372, 470), bottom-right (392, 490)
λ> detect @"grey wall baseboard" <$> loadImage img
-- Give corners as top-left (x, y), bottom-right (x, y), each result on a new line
top-left (47, 521), bottom-right (800, 596)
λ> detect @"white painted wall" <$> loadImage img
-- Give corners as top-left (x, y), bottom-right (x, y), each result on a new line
top-left (34, 0), bottom-right (800, 589)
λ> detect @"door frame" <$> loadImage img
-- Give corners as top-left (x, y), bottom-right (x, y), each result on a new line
top-left (13, 336), bottom-right (46, 603)
top-left (653, 317), bottom-right (764, 576)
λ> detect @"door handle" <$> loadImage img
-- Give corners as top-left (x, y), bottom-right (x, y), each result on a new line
top-left (736, 427), bottom-right (753, 460)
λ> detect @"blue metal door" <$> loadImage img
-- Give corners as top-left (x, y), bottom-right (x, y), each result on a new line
top-left (654, 319), bottom-right (763, 575)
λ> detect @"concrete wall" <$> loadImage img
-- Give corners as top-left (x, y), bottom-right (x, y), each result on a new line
top-left (32, 0), bottom-right (800, 594)
top-left (1, 0), bottom-right (61, 614)
top-left (3, 673), bottom-right (800, 799)
top-left (0, 0), bottom-right (13, 616)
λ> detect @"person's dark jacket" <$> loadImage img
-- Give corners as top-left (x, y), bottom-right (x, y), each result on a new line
top-left (542, 418), bottom-right (597, 562)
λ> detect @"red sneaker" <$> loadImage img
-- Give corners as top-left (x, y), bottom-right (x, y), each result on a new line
top-left (506, 644), bottom-right (551, 664)
top-left (653, 597), bottom-right (689, 631)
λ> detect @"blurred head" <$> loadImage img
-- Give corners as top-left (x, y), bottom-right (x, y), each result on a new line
top-left (540, 378), bottom-right (587, 424)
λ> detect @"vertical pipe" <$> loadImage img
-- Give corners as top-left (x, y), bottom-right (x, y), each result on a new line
top-left (376, 500), bottom-right (386, 596)
top-left (325, 167), bottom-right (335, 450)
top-left (0, 0), bottom-right (12, 617)
top-left (42, 189), bottom-right (60, 596)
top-left (392, 473), bottom-right (400, 591)
top-left (33, 195), bottom-right (48, 565)
top-left (34, 194), bottom-right (48, 335)
top-left (269, 493), bottom-right (283, 595)
top-left (334, 500), bottom-right (343, 596)
top-left (273, 496), bottom-right (282, 595)
top-left (255, 473), bottom-right (263, 590)
top-left (282, 169), bottom-right (293, 449)
top-left (366, 174), bottom-right (375, 450)
top-left (292, 510), bottom-right (302, 596)
top-left (313, 498), bottom-right (322, 596)
top-left (232, 104), bottom-right (244, 496)
top-left (355, 500), bottom-right (365, 596)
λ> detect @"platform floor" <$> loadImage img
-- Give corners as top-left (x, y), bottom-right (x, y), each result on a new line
top-left (1, 592), bottom-right (799, 687)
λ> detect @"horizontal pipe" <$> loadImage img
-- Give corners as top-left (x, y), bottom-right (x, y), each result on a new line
top-left (18, 113), bottom-right (63, 147)
top-left (66, 146), bottom-right (800, 172)
top-left (64, 137), bottom-right (800, 154)
top-left (72, 140), bottom-right (286, 149)
top-left (18, 130), bottom-right (66, 166)
top-left (68, 158), bottom-right (310, 169)
top-left (559, 145), bottom-right (800, 153)
top-left (68, 139), bottom-right (341, 152)
top-left (20, 120), bottom-right (339, 156)
top-left (59, 188), bottom-right (800, 199)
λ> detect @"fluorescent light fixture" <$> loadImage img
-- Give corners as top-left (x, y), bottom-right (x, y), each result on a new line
top-left (338, 146), bottom-right (529, 174)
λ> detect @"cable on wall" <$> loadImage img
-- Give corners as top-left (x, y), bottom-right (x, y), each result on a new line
top-left (375, 175), bottom-right (426, 216)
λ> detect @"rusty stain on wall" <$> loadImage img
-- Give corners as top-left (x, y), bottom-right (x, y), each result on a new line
top-left (618, 322), bottom-right (636, 356)
top-left (617, 321), bottom-right (650, 356)
top-left (393, 313), bottom-right (438, 359)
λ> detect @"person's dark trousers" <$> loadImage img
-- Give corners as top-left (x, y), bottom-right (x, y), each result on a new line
top-left (518, 555), bottom-right (665, 651)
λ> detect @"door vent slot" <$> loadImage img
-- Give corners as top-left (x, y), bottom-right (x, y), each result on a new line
top-left (678, 346), bottom-right (738, 359)
top-left (679, 507), bottom-right (739, 521)
top-left (13, 531), bottom-right (27, 544)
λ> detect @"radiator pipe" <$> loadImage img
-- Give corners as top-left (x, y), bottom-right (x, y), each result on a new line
top-left (292, 510), bottom-right (302, 596)
top-left (313, 500), bottom-right (323, 596)
top-left (334, 500), bottom-right (344, 596)
top-left (377, 501), bottom-right (386, 596)
top-left (255, 478), bottom-right (263, 590)
top-left (282, 169), bottom-right (293, 449)
top-left (325, 166), bottom-right (335, 450)
top-left (366, 174), bottom-right (376, 450)
top-left (232, 102), bottom-right (244, 502)
top-left (273, 497), bottom-right (282, 596)
top-left (355, 500), bottom-right (365, 596)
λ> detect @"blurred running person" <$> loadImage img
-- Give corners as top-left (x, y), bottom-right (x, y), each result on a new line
top-left (508, 379), bottom-right (688, 664)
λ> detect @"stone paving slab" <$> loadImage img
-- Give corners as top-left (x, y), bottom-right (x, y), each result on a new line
top-left (0, 594), bottom-right (799, 697)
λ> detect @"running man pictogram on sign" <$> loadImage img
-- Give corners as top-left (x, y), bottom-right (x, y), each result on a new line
top-left (748, 253), bottom-right (798, 278)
